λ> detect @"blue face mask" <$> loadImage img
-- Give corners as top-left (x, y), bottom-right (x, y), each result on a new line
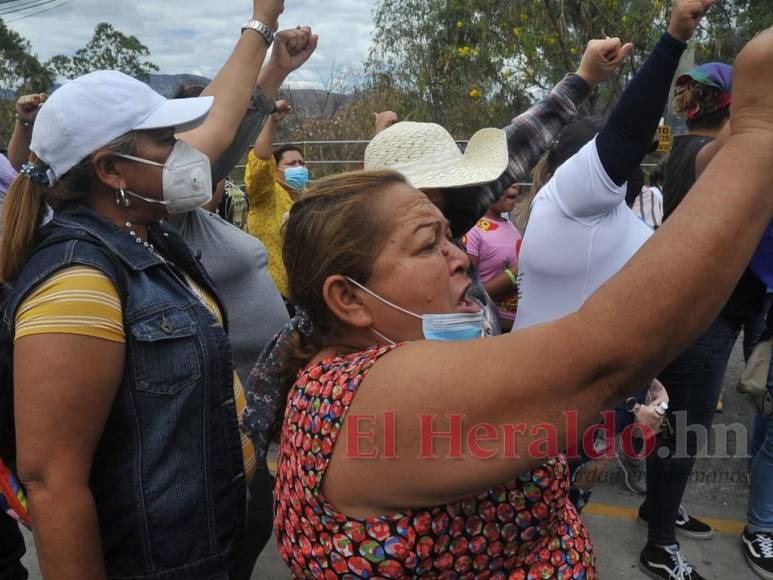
top-left (346, 277), bottom-right (484, 344)
top-left (283, 166), bottom-right (309, 190)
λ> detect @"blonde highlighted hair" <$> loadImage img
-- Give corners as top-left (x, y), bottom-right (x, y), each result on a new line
top-left (0, 133), bottom-right (137, 284)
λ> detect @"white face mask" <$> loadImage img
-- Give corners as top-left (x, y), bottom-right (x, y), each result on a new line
top-left (117, 140), bottom-right (212, 214)
top-left (346, 277), bottom-right (484, 344)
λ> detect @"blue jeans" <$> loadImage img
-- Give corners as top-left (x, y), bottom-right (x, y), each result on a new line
top-left (230, 468), bottom-right (274, 580)
top-left (643, 314), bottom-right (743, 546)
top-left (747, 362), bottom-right (773, 533)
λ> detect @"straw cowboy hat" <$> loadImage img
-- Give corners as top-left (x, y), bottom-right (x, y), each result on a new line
top-left (364, 121), bottom-right (508, 190)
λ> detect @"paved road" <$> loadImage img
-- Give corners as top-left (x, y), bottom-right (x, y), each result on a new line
top-left (20, 340), bottom-right (760, 579)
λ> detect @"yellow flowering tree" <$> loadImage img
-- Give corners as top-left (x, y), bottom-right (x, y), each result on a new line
top-left (367, 0), bottom-right (771, 129)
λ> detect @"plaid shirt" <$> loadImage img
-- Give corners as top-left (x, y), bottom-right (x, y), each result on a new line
top-left (484, 74), bottom-right (590, 200)
top-left (446, 74), bottom-right (591, 237)
top-left (0, 154), bottom-right (16, 199)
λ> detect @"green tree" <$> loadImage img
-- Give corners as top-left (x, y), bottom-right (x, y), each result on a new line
top-left (46, 22), bottom-right (159, 82)
top-left (0, 18), bottom-right (52, 92)
top-left (368, 0), bottom-right (669, 130)
top-left (367, 0), bottom-right (531, 136)
top-left (368, 0), bottom-right (773, 131)
top-left (696, 0), bottom-right (773, 62)
top-left (0, 18), bottom-right (51, 145)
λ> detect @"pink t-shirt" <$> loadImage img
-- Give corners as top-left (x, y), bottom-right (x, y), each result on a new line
top-left (464, 217), bottom-right (522, 321)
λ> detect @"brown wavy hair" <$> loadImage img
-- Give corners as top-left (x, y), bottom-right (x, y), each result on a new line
top-left (673, 81), bottom-right (730, 131)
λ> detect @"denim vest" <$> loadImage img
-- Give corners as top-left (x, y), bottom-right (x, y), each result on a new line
top-left (0, 206), bottom-right (245, 580)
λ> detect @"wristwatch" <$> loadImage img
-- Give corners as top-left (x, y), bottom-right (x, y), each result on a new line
top-left (241, 19), bottom-right (274, 47)
top-left (250, 89), bottom-right (276, 114)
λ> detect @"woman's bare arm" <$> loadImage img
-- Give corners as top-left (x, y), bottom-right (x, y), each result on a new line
top-left (323, 29), bottom-right (773, 516)
top-left (15, 335), bottom-right (124, 580)
top-left (176, 1), bottom-right (285, 161)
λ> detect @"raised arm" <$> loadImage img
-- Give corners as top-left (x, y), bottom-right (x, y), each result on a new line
top-left (455, 38), bottom-right (629, 231)
top-left (7, 93), bottom-right (46, 171)
top-left (253, 100), bottom-right (290, 160)
top-left (596, 0), bottom-right (713, 186)
top-left (490, 40), bottom-right (631, 190)
top-left (324, 27), bottom-right (773, 514)
top-left (176, 0), bottom-right (286, 162)
top-left (209, 28), bottom-right (318, 183)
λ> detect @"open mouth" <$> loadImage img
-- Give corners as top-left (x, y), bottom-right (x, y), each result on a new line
top-left (456, 285), bottom-right (481, 313)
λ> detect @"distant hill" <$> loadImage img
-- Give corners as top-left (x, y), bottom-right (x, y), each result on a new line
top-left (1, 74), bottom-right (355, 119)
top-left (278, 88), bottom-right (356, 118)
top-left (148, 73), bottom-right (212, 98)
top-left (149, 73), bottom-right (354, 117)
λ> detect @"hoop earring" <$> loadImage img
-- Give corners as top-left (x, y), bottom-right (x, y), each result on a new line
top-left (115, 188), bottom-right (132, 209)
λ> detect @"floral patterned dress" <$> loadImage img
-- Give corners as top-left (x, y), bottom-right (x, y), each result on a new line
top-left (274, 345), bottom-right (596, 579)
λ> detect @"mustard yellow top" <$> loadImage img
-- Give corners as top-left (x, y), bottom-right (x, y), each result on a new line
top-left (15, 265), bottom-right (257, 482)
top-left (244, 151), bottom-right (292, 297)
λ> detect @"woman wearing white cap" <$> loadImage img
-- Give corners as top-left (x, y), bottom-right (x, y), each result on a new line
top-left (0, 1), bottom-right (289, 578)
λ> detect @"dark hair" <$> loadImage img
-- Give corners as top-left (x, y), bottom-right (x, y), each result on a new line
top-left (261, 170), bottom-right (408, 437)
top-left (547, 116), bottom-right (606, 172)
top-left (514, 117), bottom-right (605, 233)
top-left (173, 84), bottom-right (206, 99)
top-left (686, 107), bottom-right (729, 131)
top-left (273, 144), bottom-right (304, 166)
top-left (649, 157), bottom-right (667, 187)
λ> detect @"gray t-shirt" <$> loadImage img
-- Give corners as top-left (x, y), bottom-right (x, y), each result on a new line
top-left (170, 209), bottom-right (289, 384)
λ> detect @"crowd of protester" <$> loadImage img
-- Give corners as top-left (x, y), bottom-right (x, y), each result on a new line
top-left (0, 0), bottom-right (772, 579)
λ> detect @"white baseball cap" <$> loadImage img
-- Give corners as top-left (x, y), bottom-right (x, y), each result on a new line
top-left (364, 122), bottom-right (508, 190)
top-left (31, 70), bottom-right (214, 185)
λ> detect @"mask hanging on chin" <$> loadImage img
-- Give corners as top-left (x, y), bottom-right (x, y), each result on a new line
top-left (117, 140), bottom-right (213, 214)
top-left (345, 277), bottom-right (485, 344)
top-left (283, 166), bottom-right (309, 191)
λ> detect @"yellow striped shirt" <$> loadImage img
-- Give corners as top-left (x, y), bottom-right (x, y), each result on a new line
top-left (15, 265), bottom-right (256, 482)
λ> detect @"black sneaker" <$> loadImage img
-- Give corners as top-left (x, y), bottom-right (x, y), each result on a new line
top-left (638, 504), bottom-right (714, 540)
top-left (639, 544), bottom-right (705, 579)
top-left (742, 527), bottom-right (773, 579)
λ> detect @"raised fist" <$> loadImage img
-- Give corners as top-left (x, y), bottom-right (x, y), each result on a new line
top-left (272, 100), bottom-right (292, 123)
top-left (668, 0), bottom-right (713, 43)
top-left (575, 38), bottom-right (633, 86)
top-left (15, 93), bottom-right (47, 124)
top-left (269, 26), bottom-right (319, 74)
top-left (374, 111), bottom-right (399, 135)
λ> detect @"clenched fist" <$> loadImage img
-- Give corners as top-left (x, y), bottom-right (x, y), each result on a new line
top-left (667, 0), bottom-right (713, 42)
top-left (575, 38), bottom-right (634, 86)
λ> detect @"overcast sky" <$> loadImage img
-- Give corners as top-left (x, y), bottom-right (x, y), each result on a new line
top-left (6, 0), bottom-right (378, 88)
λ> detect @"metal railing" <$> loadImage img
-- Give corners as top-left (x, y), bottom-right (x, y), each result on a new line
top-left (231, 140), bottom-right (660, 188)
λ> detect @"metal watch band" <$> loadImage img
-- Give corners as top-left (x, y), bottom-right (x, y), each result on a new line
top-left (241, 19), bottom-right (274, 47)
